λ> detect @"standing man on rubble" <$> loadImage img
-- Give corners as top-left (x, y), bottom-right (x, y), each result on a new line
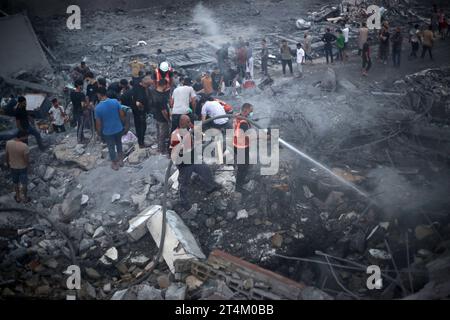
top-left (391, 27), bottom-right (403, 68)
top-left (295, 43), bottom-right (305, 78)
top-left (48, 98), bottom-right (66, 133)
top-left (280, 40), bottom-right (294, 76)
top-left (303, 32), bottom-right (313, 63)
top-left (95, 87), bottom-right (126, 171)
top-left (132, 76), bottom-right (152, 148)
top-left (358, 22), bottom-right (369, 56)
top-left (420, 25), bottom-right (435, 60)
top-left (409, 24), bottom-right (420, 59)
top-left (170, 77), bottom-right (197, 131)
top-left (151, 79), bottom-right (171, 155)
top-left (233, 103), bottom-right (254, 187)
top-left (170, 114), bottom-right (220, 211)
top-left (378, 22), bottom-right (390, 65)
top-left (129, 58), bottom-right (145, 85)
top-left (5, 130), bottom-right (30, 203)
top-left (216, 43), bottom-right (229, 75)
top-left (261, 39), bottom-right (269, 76)
top-left (321, 28), bottom-right (337, 64)
top-left (235, 39), bottom-right (248, 81)
top-left (71, 79), bottom-right (87, 143)
top-left (245, 42), bottom-right (254, 79)
top-left (14, 96), bottom-right (45, 151)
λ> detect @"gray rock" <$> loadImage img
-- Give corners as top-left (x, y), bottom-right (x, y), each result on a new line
top-left (226, 211), bottom-right (236, 220)
top-left (205, 218), bottom-right (216, 228)
top-left (85, 267), bottom-right (101, 280)
top-left (165, 283), bottom-right (187, 300)
top-left (320, 68), bottom-right (336, 92)
top-left (79, 238), bottom-right (95, 252)
top-left (136, 284), bottom-right (163, 300)
top-left (60, 190), bottom-right (82, 223)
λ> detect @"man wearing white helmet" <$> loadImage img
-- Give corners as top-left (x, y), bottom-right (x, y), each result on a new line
top-left (153, 61), bottom-right (173, 92)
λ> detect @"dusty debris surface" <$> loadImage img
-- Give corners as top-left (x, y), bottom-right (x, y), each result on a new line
top-left (1, 0), bottom-right (450, 300)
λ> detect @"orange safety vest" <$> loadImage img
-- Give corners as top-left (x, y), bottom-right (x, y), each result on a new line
top-left (233, 115), bottom-right (251, 149)
top-left (155, 68), bottom-right (173, 87)
top-left (215, 99), bottom-right (233, 113)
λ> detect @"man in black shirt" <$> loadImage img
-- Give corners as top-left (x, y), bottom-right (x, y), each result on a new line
top-left (14, 96), bottom-right (45, 151)
top-left (107, 79), bottom-right (129, 99)
top-left (151, 79), bottom-right (171, 154)
top-left (70, 80), bottom-right (87, 143)
top-left (211, 66), bottom-right (224, 95)
top-left (321, 28), bottom-right (337, 64)
top-left (132, 76), bottom-right (152, 148)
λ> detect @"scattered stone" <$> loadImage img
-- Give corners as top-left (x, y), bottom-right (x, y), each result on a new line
top-left (43, 167), bottom-right (55, 181)
top-left (74, 144), bottom-right (85, 155)
top-left (79, 239), bottom-right (95, 252)
top-left (165, 283), bottom-right (186, 300)
top-left (303, 185), bottom-right (314, 199)
top-left (320, 68), bottom-right (336, 92)
top-left (84, 223), bottom-right (94, 236)
top-left (415, 225), bottom-right (434, 241)
top-left (236, 209), bottom-right (248, 220)
top-left (157, 274), bottom-right (171, 289)
top-left (130, 254), bottom-right (150, 266)
top-left (103, 283), bottom-right (112, 293)
top-left (186, 275), bottom-right (203, 291)
top-left (205, 218), bottom-right (216, 228)
top-left (127, 205), bottom-right (162, 242)
top-left (93, 226), bottom-right (105, 238)
top-left (85, 267), bottom-right (101, 280)
top-left (100, 247), bottom-right (118, 265)
top-left (369, 248), bottom-right (392, 260)
top-left (301, 286), bottom-right (333, 300)
top-left (60, 190), bottom-right (82, 223)
top-left (128, 147), bottom-right (148, 164)
top-left (242, 180), bottom-right (256, 192)
top-left (81, 194), bottom-right (89, 206)
top-left (271, 233), bottom-right (283, 248)
top-left (226, 211), bottom-right (236, 220)
top-left (111, 193), bottom-right (121, 203)
top-left (136, 284), bottom-right (163, 300)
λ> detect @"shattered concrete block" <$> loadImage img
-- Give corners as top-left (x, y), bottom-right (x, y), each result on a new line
top-left (165, 283), bottom-right (187, 300)
top-left (146, 209), bottom-right (206, 273)
top-left (60, 190), bottom-right (82, 223)
top-left (43, 167), bottom-right (55, 181)
top-left (320, 68), bottom-right (336, 92)
top-left (128, 147), bottom-right (148, 164)
top-left (236, 209), bottom-right (248, 220)
top-left (110, 289), bottom-right (128, 300)
top-left (99, 247), bottom-right (118, 265)
top-left (126, 205), bottom-right (162, 242)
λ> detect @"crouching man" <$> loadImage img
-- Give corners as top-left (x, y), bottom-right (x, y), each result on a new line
top-left (5, 130), bottom-right (30, 203)
top-left (170, 115), bottom-right (220, 211)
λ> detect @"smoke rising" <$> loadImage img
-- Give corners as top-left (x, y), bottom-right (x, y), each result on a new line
top-left (192, 3), bottom-right (221, 39)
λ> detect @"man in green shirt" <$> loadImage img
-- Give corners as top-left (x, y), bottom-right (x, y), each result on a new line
top-left (336, 30), bottom-right (345, 62)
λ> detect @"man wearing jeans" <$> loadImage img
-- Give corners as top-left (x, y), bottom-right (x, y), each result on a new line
top-left (14, 96), bottom-right (45, 151)
top-left (95, 87), bottom-right (126, 171)
top-left (322, 28), bottom-right (337, 64)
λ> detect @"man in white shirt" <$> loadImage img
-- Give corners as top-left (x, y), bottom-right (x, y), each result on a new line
top-left (170, 77), bottom-right (196, 131)
top-left (342, 24), bottom-right (350, 60)
top-left (48, 98), bottom-right (66, 133)
top-left (296, 43), bottom-right (305, 78)
top-left (201, 96), bottom-right (230, 130)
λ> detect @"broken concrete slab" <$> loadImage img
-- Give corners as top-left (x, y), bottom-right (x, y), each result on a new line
top-left (126, 205), bottom-right (162, 242)
top-left (54, 144), bottom-right (97, 171)
top-left (146, 208), bottom-right (206, 273)
top-left (165, 283), bottom-right (187, 300)
top-left (0, 14), bottom-right (52, 76)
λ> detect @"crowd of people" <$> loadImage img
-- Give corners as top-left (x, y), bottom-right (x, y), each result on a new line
top-left (2, 5), bottom-right (448, 208)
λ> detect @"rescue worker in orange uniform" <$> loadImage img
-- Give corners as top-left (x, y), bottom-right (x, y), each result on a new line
top-left (170, 115), bottom-right (220, 210)
top-left (233, 103), bottom-right (254, 187)
top-left (153, 61), bottom-right (174, 92)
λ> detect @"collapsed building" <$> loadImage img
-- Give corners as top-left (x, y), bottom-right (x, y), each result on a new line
top-left (0, 0), bottom-right (450, 300)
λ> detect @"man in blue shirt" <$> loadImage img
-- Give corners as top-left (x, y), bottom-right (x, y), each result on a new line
top-left (95, 87), bottom-right (126, 170)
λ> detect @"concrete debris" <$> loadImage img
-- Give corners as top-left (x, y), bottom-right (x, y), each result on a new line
top-left (236, 209), bottom-right (249, 220)
top-left (111, 193), bottom-right (121, 203)
top-left (165, 283), bottom-right (187, 300)
top-left (81, 194), bottom-right (89, 206)
top-left (100, 247), bottom-right (118, 265)
top-left (127, 205), bottom-right (162, 242)
top-left (146, 208), bottom-right (206, 273)
top-left (368, 248), bottom-right (392, 260)
top-left (320, 68), bottom-right (336, 92)
top-left (60, 190), bottom-right (82, 223)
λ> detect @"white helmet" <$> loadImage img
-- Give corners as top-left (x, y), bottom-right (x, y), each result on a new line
top-left (159, 61), bottom-right (169, 72)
